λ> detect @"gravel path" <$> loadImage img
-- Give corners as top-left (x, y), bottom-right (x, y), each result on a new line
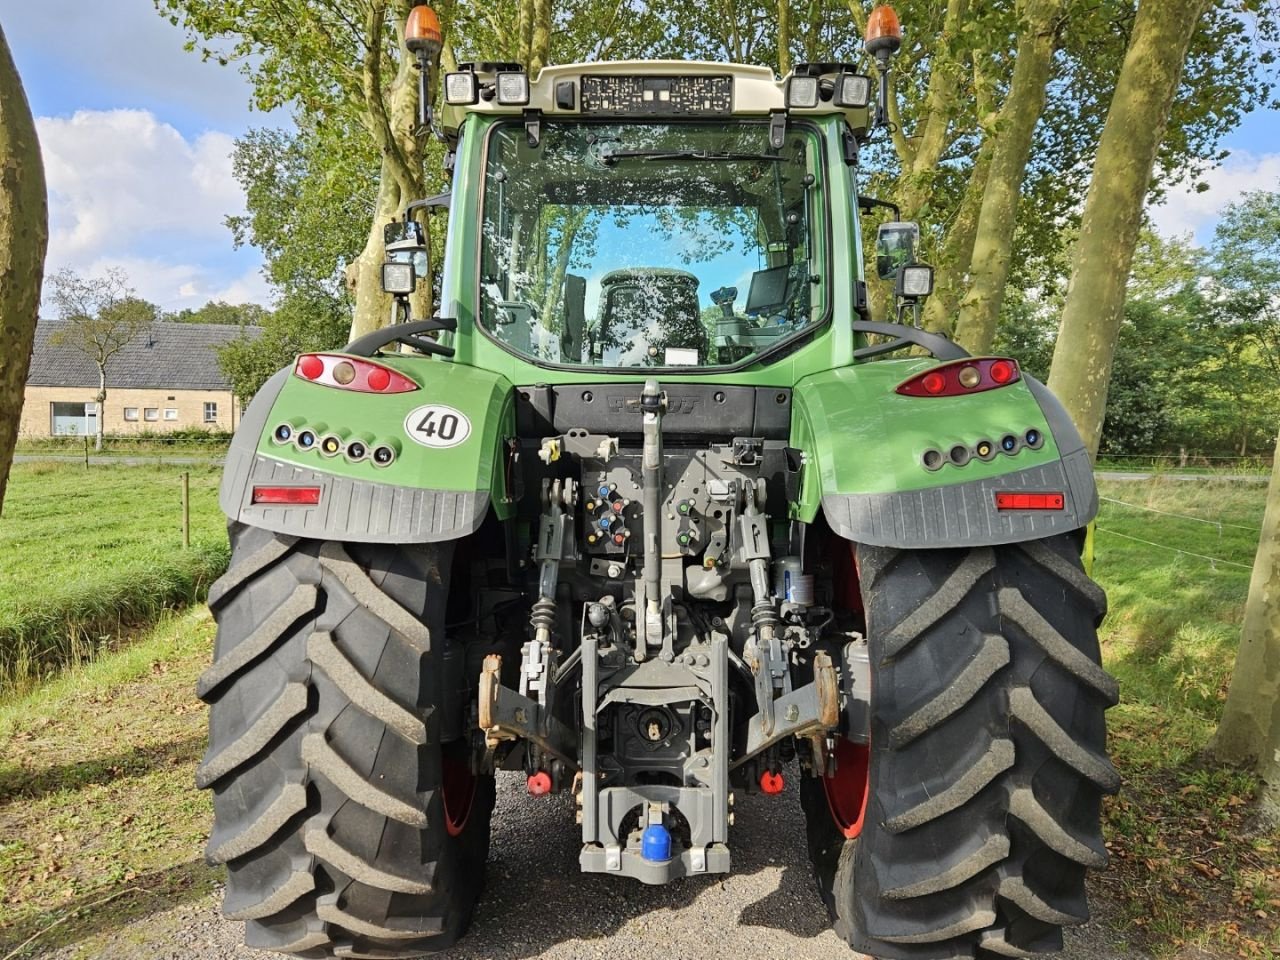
top-left (47, 773), bottom-right (1147, 960)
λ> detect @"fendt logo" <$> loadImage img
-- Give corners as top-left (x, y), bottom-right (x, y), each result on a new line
top-left (606, 395), bottom-right (704, 415)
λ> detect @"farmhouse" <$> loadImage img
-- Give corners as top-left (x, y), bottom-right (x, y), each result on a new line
top-left (20, 321), bottom-right (260, 438)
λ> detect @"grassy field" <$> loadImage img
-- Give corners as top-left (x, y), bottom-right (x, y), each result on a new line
top-left (0, 462), bottom-right (228, 689)
top-left (0, 611), bottom-right (217, 958)
top-left (0, 476), bottom-right (1275, 957)
top-left (1093, 478), bottom-right (1279, 956)
top-left (14, 434), bottom-right (230, 458)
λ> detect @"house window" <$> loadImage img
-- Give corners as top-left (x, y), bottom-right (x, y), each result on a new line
top-left (204, 402), bottom-right (218, 423)
top-left (163, 408), bottom-right (178, 420)
top-left (51, 402), bottom-right (92, 436)
top-left (144, 408), bottom-right (159, 421)
top-left (123, 407), bottom-right (140, 421)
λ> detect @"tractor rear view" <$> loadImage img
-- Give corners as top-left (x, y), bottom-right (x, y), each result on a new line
top-left (196, 6), bottom-right (1116, 958)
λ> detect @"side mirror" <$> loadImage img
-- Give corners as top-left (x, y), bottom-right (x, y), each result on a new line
top-left (876, 221), bottom-right (919, 281)
top-left (382, 220), bottom-right (429, 296)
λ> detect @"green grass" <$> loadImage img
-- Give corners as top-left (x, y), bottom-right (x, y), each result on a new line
top-left (0, 462), bottom-right (229, 690)
top-left (1096, 455), bottom-right (1272, 476)
top-left (1092, 478), bottom-right (1280, 957)
top-left (0, 610), bottom-right (217, 959)
top-left (15, 433), bottom-right (230, 459)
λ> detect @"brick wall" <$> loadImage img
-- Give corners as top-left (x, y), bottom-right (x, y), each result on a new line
top-left (19, 385), bottom-right (239, 437)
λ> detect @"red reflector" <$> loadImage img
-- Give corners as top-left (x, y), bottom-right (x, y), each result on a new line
top-left (366, 366), bottom-right (391, 391)
top-left (252, 486), bottom-right (322, 505)
top-left (297, 355), bottom-right (324, 380)
top-left (994, 492), bottom-right (1065, 511)
top-left (760, 770), bottom-right (785, 795)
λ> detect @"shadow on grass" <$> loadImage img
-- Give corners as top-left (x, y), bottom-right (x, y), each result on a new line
top-left (0, 733), bottom-right (206, 804)
top-left (0, 858), bottom-right (219, 958)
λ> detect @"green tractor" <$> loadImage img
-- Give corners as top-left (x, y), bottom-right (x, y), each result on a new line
top-left (197, 5), bottom-right (1117, 958)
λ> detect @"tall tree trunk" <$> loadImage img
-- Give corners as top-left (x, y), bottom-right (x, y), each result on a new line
top-left (348, 164), bottom-right (404, 340)
top-left (0, 22), bottom-right (48, 511)
top-left (952, 0), bottom-right (1063, 354)
top-left (1211, 428), bottom-right (1280, 814)
top-left (348, 2), bottom-right (429, 341)
top-left (923, 134), bottom-right (994, 334)
top-left (529, 0), bottom-right (552, 74)
top-left (95, 365), bottom-right (106, 452)
top-left (894, 0), bottom-right (968, 222)
top-left (1046, 0), bottom-right (1212, 457)
top-left (517, 0), bottom-right (533, 65)
top-left (777, 0), bottom-right (792, 75)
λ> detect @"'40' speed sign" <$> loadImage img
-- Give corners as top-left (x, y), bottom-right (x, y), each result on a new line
top-left (403, 404), bottom-right (472, 449)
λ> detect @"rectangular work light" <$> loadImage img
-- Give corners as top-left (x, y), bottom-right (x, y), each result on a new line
top-left (495, 71), bottom-right (531, 105)
top-left (444, 71), bottom-right (479, 105)
top-left (897, 264), bottom-right (935, 299)
top-left (786, 75), bottom-right (819, 108)
top-left (382, 261), bottom-right (416, 295)
top-left (835, 73), bottom-right (872, 108)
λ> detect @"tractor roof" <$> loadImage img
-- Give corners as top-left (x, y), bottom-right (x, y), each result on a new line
top-left (439, 60), bottom-right (872, 136)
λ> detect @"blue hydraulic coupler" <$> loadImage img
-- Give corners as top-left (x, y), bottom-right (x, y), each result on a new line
top-left (640, 823), bottom-right (673, 862)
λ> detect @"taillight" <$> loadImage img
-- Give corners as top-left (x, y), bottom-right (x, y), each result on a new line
top-left (294, 354), bottom-right (418, 393)
top-left (252, 486), bottom-right (322, 505)
top-left (994, 492), bottom-right (1064, 511)
top-left (896, 358), bottom-right (1021, 397)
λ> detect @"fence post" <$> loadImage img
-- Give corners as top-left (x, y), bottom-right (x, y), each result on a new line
top-left (83, 435), bottom-right (89, 469)
top-left (181, 472), bottom-right (190, 549)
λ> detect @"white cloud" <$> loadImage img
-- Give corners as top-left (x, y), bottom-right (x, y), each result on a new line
top-left (36, 108), bottom-right (272, 310)
top-left (1147, 151), bottom-right (1280, 241)
top-left (38, 109), bottom-right (244, 258)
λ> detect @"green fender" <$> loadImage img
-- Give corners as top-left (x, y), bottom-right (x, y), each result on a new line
top-left (219, 355), bottom-right (514, 543)
top-left (790, 359), bottom-right (1098, 548)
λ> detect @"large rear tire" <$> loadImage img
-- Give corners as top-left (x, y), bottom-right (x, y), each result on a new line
top-left (197, 524), bottom-right (494, 959)
top-left (805, 533), bottom-right (1117, 959)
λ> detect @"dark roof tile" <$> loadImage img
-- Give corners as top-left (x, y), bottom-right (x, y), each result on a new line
top-left (27, 321), bottom-right (262, 391)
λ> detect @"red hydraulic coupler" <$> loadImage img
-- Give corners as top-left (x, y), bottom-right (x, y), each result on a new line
top-left (527, 771), bottom-right (553, 796)
top-left (760, 770), bottom-right (785, 795)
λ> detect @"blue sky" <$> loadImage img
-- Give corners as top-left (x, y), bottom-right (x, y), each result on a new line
top-left (5, 2), bottom-right (1279, 312)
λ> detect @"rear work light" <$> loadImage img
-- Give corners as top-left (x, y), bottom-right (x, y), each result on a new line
top-left (994, 492), bottom-right (1065, 511)
top-left (896, 357), bottom-right (1021, 397)
top-left (252, 486), bottom-right (322, 505)
top-left (294, 354), bottom-right (418, 393)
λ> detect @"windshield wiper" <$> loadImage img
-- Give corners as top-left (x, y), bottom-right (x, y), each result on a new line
top-left (600, 149), bottom-right (785, 166)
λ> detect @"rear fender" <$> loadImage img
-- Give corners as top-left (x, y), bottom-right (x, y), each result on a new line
top-left (792, 360), bottom-right (1096, 548)
top-left (219, 356), bottom-right (514, 543)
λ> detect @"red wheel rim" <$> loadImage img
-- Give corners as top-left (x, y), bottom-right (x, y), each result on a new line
top-left (822, 736), bottom-right (871, 839)
top-left (441, 753), bottom-right (477, 837)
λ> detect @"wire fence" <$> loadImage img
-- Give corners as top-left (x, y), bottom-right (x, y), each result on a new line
top-left (1094, 527), bottom-right (1255, 571)
top-left (1097, 453), bottom-right (1273, 473)
top-left (1095, 486), bottom-right (1263, 573)
top-left (1097, 495), bottom-right (1260, 533)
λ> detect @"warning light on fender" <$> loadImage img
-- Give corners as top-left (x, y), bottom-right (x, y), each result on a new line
top-left (994, 492), bottom-right (1064, 511)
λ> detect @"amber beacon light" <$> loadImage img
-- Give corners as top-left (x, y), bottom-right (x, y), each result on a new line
top-left (406, 5), bottom-right (443, 54)
top-left (405, 6), bottom-right (443, 134)
top-left (864, 5), bottom-right (903, 57)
